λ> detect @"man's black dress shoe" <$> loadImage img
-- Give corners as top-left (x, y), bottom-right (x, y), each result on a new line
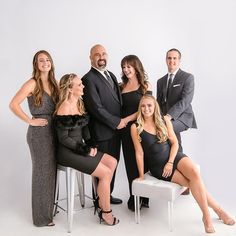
top-left (141, 197), bottom-right (149, 208)
top-left (127, 196), bottom-right (149, 211)
top-left (128, 200), bottom-right (135, 211)
top-left (110, 195), bottom-right (122, 204)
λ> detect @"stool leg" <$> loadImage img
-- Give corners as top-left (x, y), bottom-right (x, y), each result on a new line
top-left (77, 172), bottom-right (85, 207)
top-left (53, 169), bottom-right (60, 216)
top-left (134, 195), bottom-right (140, 224)
top-left (66, 168), bottom-right (76, 233)
top-left (168, 201), bottom-right (173, 232)
top-left (137, 196), bottom-right (140, 223)
top-left (134, 195), bottom-right (137, 223)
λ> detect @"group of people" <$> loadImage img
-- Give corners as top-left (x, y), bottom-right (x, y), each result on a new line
top-left (9, 45), bottom-right (235, 233)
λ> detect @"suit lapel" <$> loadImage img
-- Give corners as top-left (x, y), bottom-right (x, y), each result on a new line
top-left (162, 74), bottom-right (168, 100)
top-left (172, 69), bottom-right (183, 84)
top-left (168, 69), bottom-right (182, 94)
top-left (91, 68), bottom-right (121, 103)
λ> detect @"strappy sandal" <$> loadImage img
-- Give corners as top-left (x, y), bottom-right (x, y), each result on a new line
top-left (98, 209), bottom-right (119, 226)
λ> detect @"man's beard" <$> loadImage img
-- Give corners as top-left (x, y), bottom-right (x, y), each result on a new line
top-left (97, 59), bottom-right (106, 69)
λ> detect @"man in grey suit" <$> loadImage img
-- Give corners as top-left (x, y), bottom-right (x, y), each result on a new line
top-left (157, 48), bottom-right (197, 153)
top-left (82, 44), bottom-right (128, 204)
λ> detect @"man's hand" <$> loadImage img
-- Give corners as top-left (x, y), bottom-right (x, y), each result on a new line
top-left (117, 118), bottom-right (127, 129)
top-left (89, 148), bottom-right (97, 157)
top-left (164, 114), bottom-right (172, 122)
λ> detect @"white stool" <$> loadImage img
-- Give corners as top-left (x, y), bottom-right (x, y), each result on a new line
top-left (54, 164), bottom-right (93, 233)
top-left (132, 172), bottom-right (187, 231)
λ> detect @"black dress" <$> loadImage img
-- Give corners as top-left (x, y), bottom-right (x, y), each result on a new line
top-left (121, 87), bottom-right (152, 198)
top-left (54, 115), bottom-right (103, 174)
top-left (140, 129), bottom-right (187, 181)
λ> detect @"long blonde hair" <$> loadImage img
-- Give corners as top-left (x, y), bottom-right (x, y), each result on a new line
top-left (55, 73), bottom-right (86, 115)
top-left (136, 94), bottom-right (168, 143)
top-left (32, 50), bottom-right (59, 106)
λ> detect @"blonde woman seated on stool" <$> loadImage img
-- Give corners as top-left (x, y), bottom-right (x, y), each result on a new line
top-left (130, 94), bottom-right (235, 233)
top-left (54, 73), bottom-right (119, 226)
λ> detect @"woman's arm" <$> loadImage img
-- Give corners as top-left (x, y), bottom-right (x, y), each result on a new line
top-left (123, 112), bottom-right (137, 124)
top-left (164, 116), bottom-right (179, 163)
top-left (162, 116), bottom-right (179, 178)
top-left (9, 79), bottom-right (48, 126)
top-left (9, 79), bottom-right (35, 124)
top-left (56, 105), bottom-right (91, 156)
top-left (131, 124), bottom-right (144, 180)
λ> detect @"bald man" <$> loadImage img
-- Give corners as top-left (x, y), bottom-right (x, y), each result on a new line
top-left (82, 44), bottom-right (127, 204)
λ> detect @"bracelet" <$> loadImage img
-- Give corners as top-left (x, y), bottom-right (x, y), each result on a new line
top-left (167, 161), bottom-right (173, 164)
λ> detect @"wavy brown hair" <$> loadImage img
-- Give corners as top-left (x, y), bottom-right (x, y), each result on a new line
top-left (32, 50), bottom-right (59, 106)
top-left (120, 55), bottom-right (148, 94)
top-left (136, 94), bottom-right (168, 143)
top-left (55, 73), bottom-right (86, 115)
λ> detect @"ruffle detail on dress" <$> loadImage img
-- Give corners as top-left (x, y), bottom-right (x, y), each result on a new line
top-left (54, 114), bottom-right (89, 129)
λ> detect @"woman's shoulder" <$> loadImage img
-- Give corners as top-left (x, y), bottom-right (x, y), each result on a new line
top-left (56, 102), bottom-right (71, 116)
top-left (22, 78), bottom-right (36, 91)
top-left (14, 78), bottom-right (36, 98)
top-left (131, 122), bottom-right (139, 130)
top-left (54, 112), bottom-right (89, 129)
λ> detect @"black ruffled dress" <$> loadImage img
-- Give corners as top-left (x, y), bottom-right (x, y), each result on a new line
top-left (54, 114), bottom-right (103, 174)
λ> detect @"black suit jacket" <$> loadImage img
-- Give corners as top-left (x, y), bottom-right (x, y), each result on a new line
top-left (156, 69), bottom-right (197, 128)
top-left (82, 67), bottom-right (122, 141)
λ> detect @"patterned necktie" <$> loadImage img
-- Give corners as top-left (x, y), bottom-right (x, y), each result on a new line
top-left (166, 73), bottom-right (173, 100)
top-left (104, 71), bottom-right (114, 89)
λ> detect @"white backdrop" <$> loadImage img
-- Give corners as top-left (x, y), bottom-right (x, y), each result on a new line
top-left (1, 0), bottom-right (236, 220)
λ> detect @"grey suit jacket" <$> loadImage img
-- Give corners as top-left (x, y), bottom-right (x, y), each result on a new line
top-left (82, 67), bottom-right (122, 141)
top-left (156, 69), bottom-right (197, 129)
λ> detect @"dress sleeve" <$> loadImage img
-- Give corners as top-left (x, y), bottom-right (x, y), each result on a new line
top-left (82, 125), bottom-right (98, 148)
top-left (54, 116), bottom-right (91, 155)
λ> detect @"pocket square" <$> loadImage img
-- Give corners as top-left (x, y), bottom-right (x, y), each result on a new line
top-left (173, 84), bottom-right (181, 87)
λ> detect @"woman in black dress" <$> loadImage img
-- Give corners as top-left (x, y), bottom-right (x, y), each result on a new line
top-left (131, 94), bottom-right (235, 233)
top-left (120, 55), bottom-right (152, 211)
top-left (9, 50), bottom-right (59, 226)
top-left (54, 73), bottom-right (119, 226)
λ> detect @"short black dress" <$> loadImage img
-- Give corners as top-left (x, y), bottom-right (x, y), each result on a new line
top-left (140, 129), bottom-right (187, 181)
top-left (54, 115), bottom-right (103, 174)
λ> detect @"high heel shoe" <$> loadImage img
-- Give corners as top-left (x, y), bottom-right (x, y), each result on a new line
top-left (98, 209), bottom-right (119, 226)
top-left (93, 196), bottom-right (101, 215)
top-left (215, 208), bottom-right (235, 225)
top-left (202, 217), bottom-right (215, 234)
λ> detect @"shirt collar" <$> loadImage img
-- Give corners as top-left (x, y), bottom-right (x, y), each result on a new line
top-left (92, 66), bottom-right (108, 77)
top-left (168, 68), bottom-right (179, 77)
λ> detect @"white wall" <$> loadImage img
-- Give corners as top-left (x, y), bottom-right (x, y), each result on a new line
top-left (1, 0), bottom-right (236, 213)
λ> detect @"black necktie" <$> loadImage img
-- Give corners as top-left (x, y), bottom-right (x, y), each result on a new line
top-left (166, 73), bottom-right (173, 100)
top-left (104, 71), bottom-right (114, 89)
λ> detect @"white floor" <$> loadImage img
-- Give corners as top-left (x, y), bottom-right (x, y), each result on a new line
top-left (1, 169), bottom-right (236, 236)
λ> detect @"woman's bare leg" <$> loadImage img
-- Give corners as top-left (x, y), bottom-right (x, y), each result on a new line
top-left (91, 154), bottom-right (118, 225)
top-left (171, 157), bottom-right (215, 233)
top-left (172, 157), bottom-right (235, 231)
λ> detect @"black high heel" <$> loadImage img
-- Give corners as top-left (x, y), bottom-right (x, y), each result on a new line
top-left (93, 196), bottom-right (101, 215)
top-left (98, 209), bottom-right (119, 226)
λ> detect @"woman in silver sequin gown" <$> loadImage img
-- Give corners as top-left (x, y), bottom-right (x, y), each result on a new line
top-left (9, 50), bottom-right (59, 226)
